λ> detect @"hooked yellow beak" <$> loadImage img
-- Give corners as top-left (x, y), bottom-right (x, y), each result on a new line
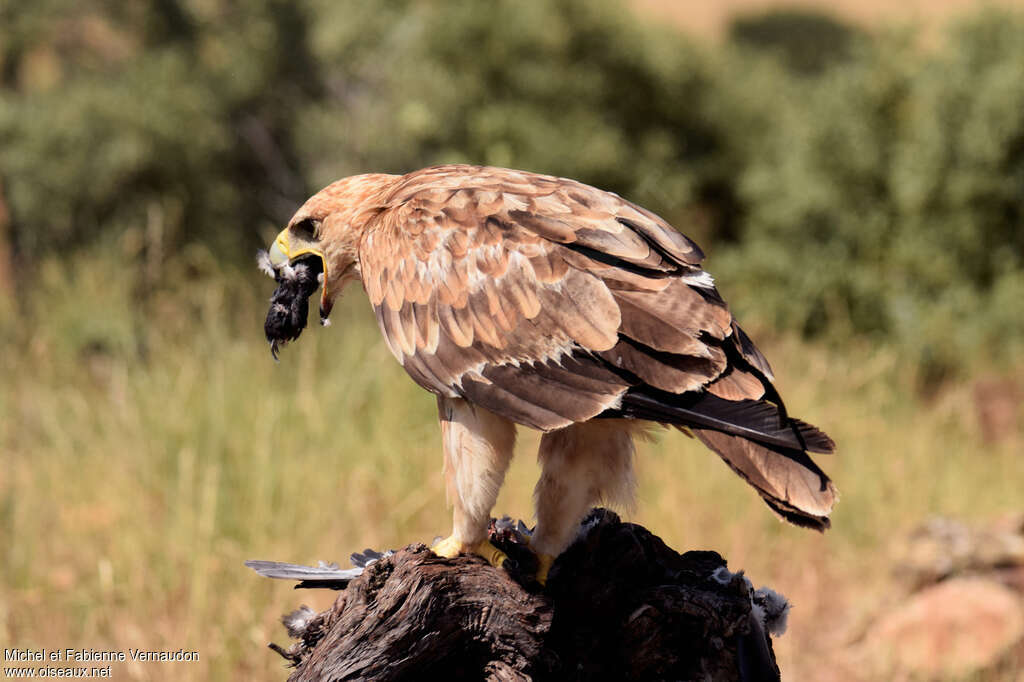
top-left (267, 226), bottom-right (335, 322)
top-left (268, 227), bottom-right (325, 270)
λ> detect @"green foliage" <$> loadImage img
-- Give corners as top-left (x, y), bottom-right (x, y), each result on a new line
top-left (0, 0), bottom-right (738, 256)
top-left (0, 1), bottom-right (1022, 378)
top-left (728, 9), bottom-right (862, 75)
top-left (716, 13), bottom-right (1024, 381)
top-left (291, 0), bottom-right (740, 246)
top-left (372, 6), bottom-right (707, 176)
top-left (0, 0), bottom-right (324, 258)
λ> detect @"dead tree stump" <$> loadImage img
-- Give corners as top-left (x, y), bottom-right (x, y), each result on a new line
top-left (251, 509), bottom-right (788, 681)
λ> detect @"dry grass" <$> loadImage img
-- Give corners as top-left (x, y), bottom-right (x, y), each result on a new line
top-left (2, 250), bottom-right (1021, 680)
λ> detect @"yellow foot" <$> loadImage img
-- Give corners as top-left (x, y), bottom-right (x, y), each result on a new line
top-left (535, 552), bottom-right (555, 586)
top-left (527, 537), bottom-right (556, 586)
top-left (430, 536), bottom-right (509, 568)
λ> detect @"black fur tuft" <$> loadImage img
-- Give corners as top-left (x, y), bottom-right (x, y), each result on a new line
top-left (263, 256), bottom-right (323, 359)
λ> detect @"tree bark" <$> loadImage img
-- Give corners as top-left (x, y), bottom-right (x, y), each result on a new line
top-left (253, 509), bottom-right (786, 682)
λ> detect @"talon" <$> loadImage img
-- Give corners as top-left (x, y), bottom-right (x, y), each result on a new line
top-left (430, 535), bottom-right (464, 559)
top-left (430, 536), bottom-right (509, 569)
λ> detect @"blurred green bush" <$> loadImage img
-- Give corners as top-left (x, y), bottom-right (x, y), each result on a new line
top-left (716, 12), bottom-right (1024, 383)
top-left (0, 1), bottom-right (1021, 380)
top-left (728, 9), bottom-right (861, 75)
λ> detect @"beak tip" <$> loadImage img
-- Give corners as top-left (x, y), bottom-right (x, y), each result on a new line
top-left (268, 239), bottom-right (289, 268)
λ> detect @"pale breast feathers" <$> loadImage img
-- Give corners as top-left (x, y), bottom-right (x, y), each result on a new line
top-left (358, 167), bottom-right (745, 431)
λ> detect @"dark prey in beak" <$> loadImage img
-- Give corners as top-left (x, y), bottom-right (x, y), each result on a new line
top-left (263, 255), bottom-right (324, 360)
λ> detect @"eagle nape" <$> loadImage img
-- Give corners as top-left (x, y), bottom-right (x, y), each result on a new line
top-left (258, 251), bottom-right (325, 361)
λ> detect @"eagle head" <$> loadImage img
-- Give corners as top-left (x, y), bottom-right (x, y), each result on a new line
top-left (260, 173), bottom-right (398, 359)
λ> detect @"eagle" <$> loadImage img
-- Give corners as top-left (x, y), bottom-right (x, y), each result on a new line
top-left (260, 164), bottom-right (837, 583)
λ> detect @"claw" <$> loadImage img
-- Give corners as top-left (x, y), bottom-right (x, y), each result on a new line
top-left (430, 536), bottom-right (509, 569)
top-left (430, 535), bottom-right (464, 559)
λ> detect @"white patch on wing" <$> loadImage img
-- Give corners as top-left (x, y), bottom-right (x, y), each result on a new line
top-left (684, 269), bottom-right (716, 289)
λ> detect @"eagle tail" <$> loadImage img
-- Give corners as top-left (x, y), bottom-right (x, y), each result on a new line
top-left (691, 428), bottom-right (837, 531)
top-left (619, 389), bottom-right (835, 454)
top-left (616, 388), bottom-right (837, 530)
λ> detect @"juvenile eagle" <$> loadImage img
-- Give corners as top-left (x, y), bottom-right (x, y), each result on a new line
top-left (261, 165), bottom-right (837, 583)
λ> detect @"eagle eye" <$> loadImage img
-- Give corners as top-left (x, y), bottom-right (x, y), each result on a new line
top-left (292, 218), bottom-right (320, 241)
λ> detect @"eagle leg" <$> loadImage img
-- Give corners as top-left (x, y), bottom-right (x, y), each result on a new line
top-left (437, 397), bottom-right (517, 569)
top-left (530, 420), bottom-right (639, 585)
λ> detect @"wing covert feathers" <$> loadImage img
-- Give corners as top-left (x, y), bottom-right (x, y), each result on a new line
top-left (355, 164), bottom-right (835, 525)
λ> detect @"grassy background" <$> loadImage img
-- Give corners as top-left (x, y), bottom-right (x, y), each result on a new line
top-left (2, 248), bottom-right (1021, 680)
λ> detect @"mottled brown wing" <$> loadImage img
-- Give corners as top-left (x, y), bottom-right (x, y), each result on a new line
top-left (360, 172), bottom-right (607, 430)
top-left (357, 166), bottom-right (734, 430)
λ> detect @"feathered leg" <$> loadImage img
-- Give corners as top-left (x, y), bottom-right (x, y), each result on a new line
top-left (432, 396), bottom-right (517, 567)
top-left (530, 420), bottom-right (638, 583)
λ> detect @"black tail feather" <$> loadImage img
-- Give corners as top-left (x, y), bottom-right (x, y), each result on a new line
top-left (617, 388), bottom-right (835, 455)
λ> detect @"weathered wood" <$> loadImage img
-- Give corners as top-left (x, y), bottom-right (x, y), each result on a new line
top-left (257, 509), bottom-right (786, 682)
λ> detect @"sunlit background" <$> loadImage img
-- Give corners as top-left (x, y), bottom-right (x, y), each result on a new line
top-left (2, 1), bottom-right (1023, 680)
